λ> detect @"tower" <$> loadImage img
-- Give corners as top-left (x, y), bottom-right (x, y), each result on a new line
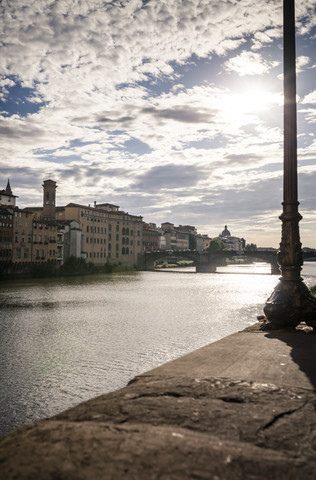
top-left (42, 179), bottom-right (57, 219)
top-left (0, 179), bottom-right (18, 206)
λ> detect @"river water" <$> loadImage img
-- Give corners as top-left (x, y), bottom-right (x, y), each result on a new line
top-left (1, 262), bottom-right (316, 437)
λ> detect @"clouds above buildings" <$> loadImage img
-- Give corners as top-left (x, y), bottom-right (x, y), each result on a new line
top-left (1, 0), bottom-right (316, 246)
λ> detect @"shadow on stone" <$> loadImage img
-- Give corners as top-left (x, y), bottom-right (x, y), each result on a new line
top-left (265, 326), bottom-right (316, 390)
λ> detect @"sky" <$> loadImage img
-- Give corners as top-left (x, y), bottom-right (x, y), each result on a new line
top-left (0, 0), bottom-right (316, 247)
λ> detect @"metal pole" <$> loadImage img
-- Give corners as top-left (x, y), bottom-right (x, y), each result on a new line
top-left (263, 0), bottom-right (316, 329)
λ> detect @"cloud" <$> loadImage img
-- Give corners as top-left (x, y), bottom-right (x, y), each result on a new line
top-left (224, 51), bottom-right (279, 76)
top-left (1, 0), bottom-right (316, 247)
top-left (301, 90), bottom-right (316, 105)
top-left (296, 56), bottom-right (310, 73)
top-left (133, 163), bottom-right (205, 192)
top-left (141, 105), bottom-right (214, 124)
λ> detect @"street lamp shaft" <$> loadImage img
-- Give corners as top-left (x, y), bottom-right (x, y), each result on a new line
top-left (284, 0), bottom-right (297, 204)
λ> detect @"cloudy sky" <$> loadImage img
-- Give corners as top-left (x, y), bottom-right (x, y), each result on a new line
top-left (1, 0), bottom-right (316, 247)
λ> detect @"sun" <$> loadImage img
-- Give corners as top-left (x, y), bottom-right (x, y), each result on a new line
top-left (220, 85), bottom-right (282, 125)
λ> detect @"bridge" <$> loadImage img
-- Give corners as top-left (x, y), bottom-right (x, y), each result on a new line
top-left (138, 250), bottom-right (282, 274)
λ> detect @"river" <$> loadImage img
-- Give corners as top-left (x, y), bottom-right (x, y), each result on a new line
top-left (1, 262), bottom-right (316, 437)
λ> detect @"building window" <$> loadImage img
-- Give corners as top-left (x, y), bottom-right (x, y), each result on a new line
top-left (24, 248), bottom-right (29, 259)
top-left (16, 247), bottom-right (21, 259)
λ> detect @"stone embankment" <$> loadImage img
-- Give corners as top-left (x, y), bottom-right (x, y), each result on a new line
top-left (0, 323), bottom-right (316, 479)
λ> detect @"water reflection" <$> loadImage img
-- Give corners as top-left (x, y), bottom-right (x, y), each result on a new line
top-left (1, 263), bottom-right (316, 437)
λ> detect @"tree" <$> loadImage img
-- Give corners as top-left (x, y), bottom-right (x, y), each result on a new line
top-left (245, 243), bottom-right (258, 251)
top-left (207, 238), bottom-right (226, 252)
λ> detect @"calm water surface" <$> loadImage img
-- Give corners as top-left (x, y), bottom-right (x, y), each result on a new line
top-left (1, 262), bottom-right (316, 437)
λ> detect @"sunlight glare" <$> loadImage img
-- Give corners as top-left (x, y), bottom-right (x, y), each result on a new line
top-left (221, 87), bottom-right (282, 123)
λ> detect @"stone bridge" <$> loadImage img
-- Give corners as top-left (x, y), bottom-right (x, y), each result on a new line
top-left (138, 250), bottom-right (282, 274)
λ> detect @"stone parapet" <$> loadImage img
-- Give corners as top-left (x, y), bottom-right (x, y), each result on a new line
top-left (0, 324), bottom-right (315, 479)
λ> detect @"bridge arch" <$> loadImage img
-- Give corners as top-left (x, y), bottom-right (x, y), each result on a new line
top-left (138, 249), bottom-right (280, 274)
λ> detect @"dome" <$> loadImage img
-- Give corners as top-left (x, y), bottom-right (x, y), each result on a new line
top-left (221, 225), bottom-right (231, 237)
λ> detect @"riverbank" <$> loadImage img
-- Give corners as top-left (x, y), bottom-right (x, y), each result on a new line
top-left (0, 322), bottom-right (315, 479)
top-left (0, 259), bottom-right (137, 280)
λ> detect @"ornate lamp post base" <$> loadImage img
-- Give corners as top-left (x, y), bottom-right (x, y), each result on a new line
top-left (263, 203), bottom-right (316, 330)
top-left (263, 277), bottom-right (316, 330)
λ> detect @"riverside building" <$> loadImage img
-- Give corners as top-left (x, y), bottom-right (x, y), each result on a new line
top-left (0, 180), bottom-right (143, 268)
top-left (218, 225), bottom-right (245, 252)
top-left (57, 201), bottom-right (143, 265)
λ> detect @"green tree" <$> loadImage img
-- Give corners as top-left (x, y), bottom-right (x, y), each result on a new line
top-left (207, 238), bottom-right (226, 251)
top-left (59, 256), bottom-right (95, 275)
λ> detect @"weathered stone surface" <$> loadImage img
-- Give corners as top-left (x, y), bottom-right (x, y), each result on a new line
top-left (54, 375), bottom-right (316, 458)
top-left (1, 327), bottom-right (316, 479)
top-left (0, 376), bottom-right (315, 479)
top-left (0, 417), bottom-right (314, 479)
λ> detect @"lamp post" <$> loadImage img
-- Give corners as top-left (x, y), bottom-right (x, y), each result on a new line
top-left (263, 0), bottom-right (316, 329)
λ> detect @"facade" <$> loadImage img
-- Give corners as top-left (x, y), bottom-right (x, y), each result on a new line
top-left (24, 181), bottom-right (143, 266)
top-left (143, 223), bottom-right (160, 252)
top-left (202, 235), bottom-right (211, 251)
top-left (0, 205), bottom-right (14, 261)
top-left (0, 180), bottom-right (143, 268)
top-left (218, 225), bottom-right (245, 252)
top-left (12, 209), bottom-right (58, 263)
top-left (160, 223), bottom-right (190, 251)
top-left (196, 235), bottom-right (205, 252)
top-left (57, 202), bottom-right (143, 266)
top-left (57, 220), bottom-right (82, 264)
